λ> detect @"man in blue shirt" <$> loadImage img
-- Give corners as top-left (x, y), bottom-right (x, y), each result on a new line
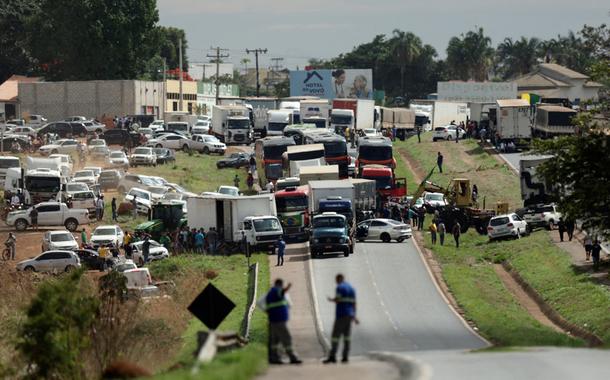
top-left (276, 236), bottom-right (286, 266)
top-left (324, 274), bottom-right (358, 363)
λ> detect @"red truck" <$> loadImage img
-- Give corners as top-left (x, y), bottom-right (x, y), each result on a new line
top-left (274, 185), bottom-right (310, 242)
top-left (361, 165), bottom-right (407, 200)
top-left (356, 136), bottom-right (396, 175)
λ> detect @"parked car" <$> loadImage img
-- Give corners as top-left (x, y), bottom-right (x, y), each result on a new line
top-left (165, 182), bottom-right (196, 197)
top-left (82, 120), bottom-right (106, 134)
top-left (131, 240), bottom-right (170, 266)
top-left (63, 182), bottom-right (90, 196)
top-left (89, 145), bottom-right (110, 159)
top-left (99, 169), bottom-right (123, 190)
top-left (218, 185), bottom-right (240, 197)
top-left (107, 150), bottom-right (129, 169)
top-left (487, 214), bottom-right (529, 241)
top-left (191, 121), bottom-right (210, 135)
top-left (423, 192), bottom-right (446, 212)
top-left (90, 225), bottom-right (125, 248)
top-left (216, 152), bottom-right (250, 168)
top-left (129, 147), bottom-right (157, 167)
top-left (356, 218), bottom-right (412, 243)
top-left (0, 136), bottom-right (31, 151)
top-left (11, 126), bottom-right (38, 138)
top-left (37, 122), bottom-right (87, 138)
top-left (124, 188), bottom-right (153, 214)
top-left (72, 170), bottom-right (97, 186)
top-left (49, 154), bottom-right (74, 172)
top-left (63, 116), bottom-right (88, 122)
top-left (114, 259), bottom-right (137, 272)
top-left (74, 249), bottom-right (115, 271)
top-left (117, 173), bottom-right (155, 194)
top-left (42, 230), bottom-right (79, 252)
top-left (432, 125), bottom-right (465, 141)
top-left (39, 138), bottom-right (81, 155)
top-left (191, 134), bottom-right (226, 154)
top-left (149, 120), bottom-right (165, 132)
top-left (147, 134), bottom-right (192, 151)
top-left (88, 138), bottom-right (107, 150)
top-left (152, 147), bottom-right (176, 164)
top-left (148, 185), bottom-right (169, 202)
top-left (517, 203), bottom-right (562, 230)
top-left (27, 114), bottom-right (47, 126)
top-left (6, 202), bottom-right (90, 231)
top-left (16, 250), bottom-right (81, 272)
top-left (101, 129), bottom-right (141, 147)
top-left (138, 127), bottom-right (154, 140)
top-left (69, 190), bottom-right (97, 214)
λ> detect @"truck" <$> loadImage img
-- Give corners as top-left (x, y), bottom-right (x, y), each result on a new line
top-left (267, 110), bottom-right (295, 136)
top-left (186, 194), bottom-right (282, 249)
top-left (519, 155), bottom-right (555, 206)
top-left (493, 99), bottom-right (532, 145)
top-left (255, 136), bottom-right (296, 185)
top-left (0, 156), bottom-right (20, 187)
top-left (533, 105), bottom-right (577, 138)
top-left (356, 136), bottom-right (395, 174)
top-left (348, 178), bottom-right (376, 221)
top-left (4, 167), bottom-right (64, 205)
top-left (303, 131), bottom-right (349, 178)
top-left (330, 99), bottom-right (375, 135)
top-left (211, 105), bottom-right (251, 144)
top-left (309, 212), bottom-right (352, 257)
top-left (136, 201), bottom-right (186, 241)
top-left (284, 144), bottom-right (325, 177)
top-left (163, 111), bottom-right (199, 127)
top-left (361, 165), bottom-right (407, 206)
top-left (244, 97), bottom-right (279, 139)
top-left (299, 165), bottom-right (339, 185)
top-left (26, 156), bottom-right (70, 178)
top-left (308, 180), bottom-right (355, 221)
top-left (468, 102), bottom-right (496, 129)
top-left (6, 201), bottom-right (90, 231)
top-left (390, 108), bottom-right (416, 140)
top-left (300, 99), bottom-right (330, 129)
top-left (275, 185), bottom-right (310, 242)
top-left (432, 101), bottom-right (469, 127)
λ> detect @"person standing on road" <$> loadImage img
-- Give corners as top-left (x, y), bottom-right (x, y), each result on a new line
top-left (111, 197), bottom-right (117, 222)
top-left (584, 235), bottom-right (593, 261)
top-left (452, 222), bottom-right (461, 248)
top-left (557, 218), bottom-right (566, 242)
top-left (29, 206), bottom-right (38, 231)
top-left (276, 236), bottom-right (286, 266)
top-left (437, 152), bottom-right (444, 173)
top-left (591, 240), bottom-right (602, 271)
top-left (429, 221), bottom-right (437, 245)
top-left (566, 219), bottom-right (575, 241)
top-left (194, 229), bottom-right (205, 254)
top-left (437, 220), bottom-right (446, 246)
top-left (258, 279), bottom-right (302, 365)
top-left (324, 274), bottom-right (358, 364)
top-left (246, 172), bottom-right (254, 192)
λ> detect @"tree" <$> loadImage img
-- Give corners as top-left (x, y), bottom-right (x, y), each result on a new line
top-left (446, 27), bottom-right (495, 81)
top-left (274, 78), bottom-right (290, 98)
top-left (156, 26), bottom-right (188, 71)
top-left (389, 30), bottom-right (422, 97)
top-left (26, 0), bottom-right (159, 80)
top-left (496, 37), bottom-right (540, 79)
top-left (241, 58), bottom-right (250, 74)
top-left (0, 0), bottom-right (39, 83)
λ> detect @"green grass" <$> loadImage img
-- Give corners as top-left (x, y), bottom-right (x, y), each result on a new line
top-left (149, 254), bottom-right (270, 379)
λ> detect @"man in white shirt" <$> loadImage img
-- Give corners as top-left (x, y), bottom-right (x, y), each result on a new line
top-left (10, 192), bottom-right (21, 207)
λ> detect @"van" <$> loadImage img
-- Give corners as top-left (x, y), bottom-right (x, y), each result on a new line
top-left (70, 190), bottom-right (97, 215)
top-left (166, 122), bottom-right (190, 135)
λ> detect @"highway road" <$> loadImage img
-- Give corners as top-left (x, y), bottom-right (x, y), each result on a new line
top-left (310, 239), bottom-right (487, 355)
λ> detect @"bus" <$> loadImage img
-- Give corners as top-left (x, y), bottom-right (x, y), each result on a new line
top-left (255, 136), bottom-right (296, 186)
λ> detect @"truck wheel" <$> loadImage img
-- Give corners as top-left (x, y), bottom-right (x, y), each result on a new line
top-left (15, 219), bottom-right (28, 231)
top-left (65, 218), bottom-right (78, 232)
top-left (203, 147), bottom-right (210, 154)
top-left (381, 233), bottom-right (391, 243)
top-left (65, 265), bottom-right (75, 272)
top-left (182, 144), bottom-right (189, 152)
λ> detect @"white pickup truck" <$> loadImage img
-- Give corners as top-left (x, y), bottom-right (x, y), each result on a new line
top-left (6, 202), bottom-right (90, 231)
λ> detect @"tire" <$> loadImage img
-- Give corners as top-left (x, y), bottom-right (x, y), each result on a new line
top-left (182, 144), bottom-right (189, 152)
top-left (432, 138), bottom-right (437, 142)
top-left (515, 229), bottom-right (521, 239)
top-left (217, 162), bottom-right (224, 168)
top-left (203, 147), bottom-right (210, 154)
top-left (65, 265), bottom-right (75, 272)
top-left (15, 219), bottom-right (28, 231)
top-left (447, 135), bottom-right (453, 141)
top-left (381, 233), bottom-right (391, 243)
top-left (358, 239), bottom-right (365, 243)
top-left (65, 218), bottom-right (78, 232)
top-left (24, 266), bottom-right (35, 272)
top-left (344, 249), bottom-right (349, 257)
top-left (51, 149), bottom-right (58, 154)
top-left (397, 237), bottom-right (405, 243)
top-left (156, 144), bottom-right (163, 148)
top-left (96, 129), bottom-right (103, 134)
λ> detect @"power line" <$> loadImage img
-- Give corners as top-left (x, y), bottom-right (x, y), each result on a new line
top-left (246, 48), bottom-right (268, 97)
top-left (206, 46), bottom-right (230, 105)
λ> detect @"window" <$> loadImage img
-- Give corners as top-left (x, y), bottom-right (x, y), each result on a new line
top-left (173, 102), bottom-right (178, 111)
top-left (37, 253), bottom-right (53, 261)
top-left (37, 204), bottom-right (60, 213)
top-left (58, 252), bottom-right (72, 259)
top-left (371, 220), bottom-right (386, 227)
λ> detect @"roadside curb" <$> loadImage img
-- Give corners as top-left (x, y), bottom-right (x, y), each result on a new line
top-left (502, 261), bottom-right (604, 346)
top-left (305, 244), bottom-right (330, 353)
top-left (368, 352), bottom-right (432, 380)
top-left (240, 262), bottom-right (259, 339)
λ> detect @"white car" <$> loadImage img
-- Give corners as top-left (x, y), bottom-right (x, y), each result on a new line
top-left (39, 139), bottom-right (81, 155)
top-left (423, 192), bottom-right (446, 211)
top-left (107, 150), bottom-right (129, 169)
top-left (487, 213), bottom-right (529, 241)
top-left (64, 182), bottom-right (90, 196)
top-left (6, 202), bottom-right (90, 231)
top-left (114, 259), bottom-right (137, 273)
top-left (88, 139), bottom-right (107, 151)
top-left (432, 125), bottom-right (465, 141)
top-left (190, 134), bottom-right (226, 154)
top-left (27, 114), bottom-right (47, 126)
top-left (72, 170), bottom-right (97, 186)
top-left (218, 185), bottom-right (239, 197)
top-left (362, 128), bottom-right (379, 138)
top-left (149, 120), bottom-right (165, 132)
top-left (48, 154), bottom-right (74, 172)
top-left (138, 127), bottom-right (154, 140)
top-left (125, 187), bottom-right (153, 214)
top-left (16, 250), bottom-right (81, 273)
top-left (83, 166), bottom-right (102, 179)
top-left (147, 134), bottom-right (192, 151)
top-left (90, 225), bottom-right (125, 248)
top-left (131, 240), bottom-right (170, 266)
top-left (69, 190), bottom-right (97, 214)
top-left (129, 147), bottom-right (157, 167)
top-left (64, 116), bottom-right (88, 122)
top-left (42, 230), bottom-right (79, 252)
top-left (82, 120), bottom-right (106, 133)
top-left (148, 185), bottom-right (169, 201)
top-left (357, 218), bottom-right (412, 243)
top-left (192, 121), bottom-right (210, 135)
top-left (147, 176), bottom-right (168, 186)
top-left (11, 126), bottom-right (38, 138)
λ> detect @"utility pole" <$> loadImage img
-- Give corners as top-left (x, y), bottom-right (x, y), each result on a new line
top-left (162, 57), bottom-right (167, 116)
top-left (269, 57), bottom-right (284, 90)
top-left (207, 47), bottom-right (230, 105)
top-left (246, 48), bottom-right (268, 97)
top-left (179, 38), bottom-right (183, 111)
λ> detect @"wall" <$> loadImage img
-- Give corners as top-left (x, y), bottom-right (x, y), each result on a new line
top-left (165, 79), bottom-right (198, 114)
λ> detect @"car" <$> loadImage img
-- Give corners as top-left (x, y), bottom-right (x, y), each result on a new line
top-left (131, 240), bottom-right (170, 266)
top-left (162, 192), bottom-right (190, 202)
top-left (432, 125), bottom-right (465, 141)
top-left (37, 122), bottom-right (87, 138)
top-left (63, 116), bottom-right (88, 122)
top-left (82, 120), bottom-right (106, 134)
top-left (117, 173), bottom-right (154, 194)
top-left (48, 154), bottom-right (74, 172)
top-left (83, 166), bottom-right (102, 179)
top-left (165, 182), bottom-right (196, 197)
top-left (218, 185), bottom-right (239, 197)
top-left (42, 230), bottom-right (79, 252)
top-left (63, 182), bottom-right (90, 197)
top-left (39, 138), bottom-right (81, 155)
top-left (0, 136), bottom-right (31, 151)
top-left (147, 134), bottom-right (192, 151)
top-left (149, 120), bottom-right (165, 132)
top-left (487, 213), bottom-right (529, 241)
top-left (216, 152), bottom-right (250, 168)
top-left (72, 170), bottom-right (97, 186)
top-left (16, 250), bottom-right (81, 273)
top-left (148, 185), bottom-right (169, 201)
top-left (74, 249), bottom-right (115, 271)
top-left (101, 129), bottom-right (141, 147)
top-left (356, 218), bottom-right (412, 243)
top-left (90, 225), bottom-right (125, 248)
top-left (124, 187), bottom-right (153, 214)
top-left (99, 169), bottom-right (123, 190)
top-left (152, 147), bottom-right (176, 164)
top-left (27, 114), bottom-right (47, 126)
top-left (7, 202), bottom-right (91, 231)
top-left (87, 138), bottom-right (107, 151)
top-left (114, 259), bottom-right (137, 272)
top-left (10, 126), bottom-right (38, 138)
top-left (517, 203), bottom-right (562, 230)
top-left (107, 150), bottom-right (129, 169)
top-left (191, 121), bottom-right (210, 135)
top-left (423, 192), bottom-right (446, 212)
top-left (137, 127), bottom-right (154, 140)
top-left (129, 147), bottom-right (157, 167)
top-left (6, 119), bottom-right (25, 126)
top-left (69, 190), bottom-right (97, 214)
top-left (89, 145), bottom-right (110, 159)
top-left (191, 134), bottom-right (226, 154)
top-left (147, 176), bottom-right (169, 187)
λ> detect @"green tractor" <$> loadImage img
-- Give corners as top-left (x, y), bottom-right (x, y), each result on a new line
top-left (135, 201), bottom-right (186, 240)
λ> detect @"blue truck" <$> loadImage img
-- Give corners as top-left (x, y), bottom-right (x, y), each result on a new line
top-left (310, 212), bottom-right (352, 257)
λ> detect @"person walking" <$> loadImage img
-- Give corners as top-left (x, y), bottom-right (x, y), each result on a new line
top-left (5, 233), bottom-right (16, 260)
top-left (437, 220), bottom-right (446, 246)
top-left (257, 279), bottom-right (302, 365)
top-left (276, 236), bottom-right (286, 266)
top-left (417, 207), bottom-right (426, 231)
top-left (584, 235), bottom-right (593, 261)
top-left (429, 221), bottom-right (437, 245)
top-left (249, 155), bottom-right (256, 174)
top-left (233, 174), bottom-right (240, 189)
top-left (123, 231), bottom-right (132, 259)
top-left (265, 180), bottom-right (275, 193)
top-left (80, 228), bottom-right (88, 248)
top-left (452, 222), bottom-right (461, 248)
top-left (557, 218), bottom-right (566, 242)
top-left (437, 152), bottom-right (444, 173)
top-left (111, 197), bottom-right (117, 222)
top-left (324, 274), bottom-right (358, 364)
top-left (566, 219), bottom-right (575, 241)
top-left (97, 196), bottom-right (105, 221)
top-left (29, 206), bottom-right (38, 231)
top-left (591, 240), bottom-right (602, 271)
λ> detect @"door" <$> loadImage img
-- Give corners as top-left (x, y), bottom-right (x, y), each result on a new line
top-left (36, 204), bottom-right (61, 226)
top-left (165, 135), bottom-right (181, 149)
top-left (35, 252), bottom-right (54, 271)
top-left (369, 220), bottom-right (386, 240)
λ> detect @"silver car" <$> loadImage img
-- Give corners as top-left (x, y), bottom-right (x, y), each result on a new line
top-left (357, 218), bottom-right (412, 243)
top-left (42, 230), bottom-right (79, 252)
top-left (16, 250), bottom-right (81, 272)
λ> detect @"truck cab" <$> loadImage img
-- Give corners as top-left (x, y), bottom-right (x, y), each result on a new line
top-left (241, 216), bottom-right (284, 249)
top-left (267, 110), bottom-right (294, 136)
top-left (361, 165), bottom-right (407, 199)
top-left (275, 186), bottom-right (310, 242)
top-left (310, 212), bottom-right (352, 257)
top-left (319, 197), bottom-right (353, 227)
top-left (330, 109), bottom-right (354, 136)
top-left (356, 136), bottom-right (395, 174)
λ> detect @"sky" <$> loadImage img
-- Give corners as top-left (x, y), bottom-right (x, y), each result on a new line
top-left (158, 0), bottom-right (608, 71)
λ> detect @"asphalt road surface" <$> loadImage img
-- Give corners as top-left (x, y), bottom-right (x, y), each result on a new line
top-left (310, 239), bottom-right (487, 355)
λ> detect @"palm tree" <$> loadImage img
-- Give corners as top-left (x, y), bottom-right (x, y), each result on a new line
top-left (389, 30), bottom-right (422, 96)
top-left (446, 27), bottom-right (494, 81)
top-left (496, 37), bottom-right (540, 79)
top-left (241, 58), bottom-right (250, 75)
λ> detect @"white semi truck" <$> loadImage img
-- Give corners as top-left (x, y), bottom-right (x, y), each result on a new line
top-left (211, 105), bottom-right (251, 144)
top-left (330, 99), bottom-right (375, 135)
top-left (267, 110), bottom-right (295, 137)
top-left (300, 99), bottom-right (330, 129)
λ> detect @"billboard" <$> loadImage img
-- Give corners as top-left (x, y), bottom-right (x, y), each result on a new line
top-left (437, 81), bottom-right (517, 103)
top-left (290, 69), bottom-right (373, 100)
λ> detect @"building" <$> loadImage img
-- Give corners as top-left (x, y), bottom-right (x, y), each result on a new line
top-left (515, 63), bottom-right (603, 103)
top-left (197, 82), bottom-right (240, 115)
top-left (165, 79), bottom-right (198, 114)
top-left (0, 75), bottom-right (40, 121)
top-left (188, 63), bottom-right (234, 81)
top-left (19, 80), bottom-right (164, 122)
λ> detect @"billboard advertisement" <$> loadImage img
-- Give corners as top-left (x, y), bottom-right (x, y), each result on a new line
top-left (437, 81), bottom-right (517, 103)
top-left (290, 69), bottom-right (373, 100)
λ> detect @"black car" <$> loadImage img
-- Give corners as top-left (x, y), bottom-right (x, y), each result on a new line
top-left (0, 136), bottom-right (31, 151)
top-left (153, 147), bottom-right (176, 164)
top-left (99, 169), bottom-right (123, 190)
top-left (216, 152), bottom-right (251, 169)
top-left (102, 129), bottom-right (141, 147)
top-left (37, 122), bottom-right (88, 138)
top-left (74, 249), bottom-right (115, 271)
top-left (127, 114), bottom-right (155, 128)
